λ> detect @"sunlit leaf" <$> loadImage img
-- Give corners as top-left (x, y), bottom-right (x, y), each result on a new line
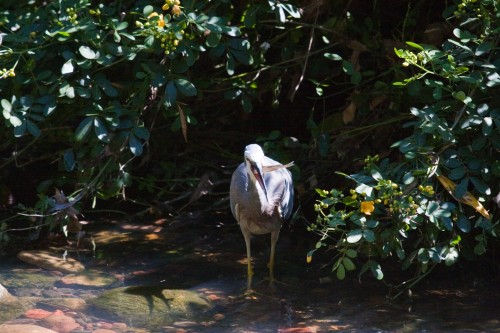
top-left (75, 117), bottom-right (93, 142)
top-left (61, 59), bottom-right (74, 74)
top-left (175, 79), bottom-right (197, 97)
top-left (1, 99), bottom-right (12, 112)
top-left (9, 115), bottom-right (23, 127)
top-left (79, 45), bottom-right (97, 59)
top-left (405, 41), bottom-right (424, 50)
top-left (346, 229), bottom-right (363, 243)
top-left (94, 117), bottom-right (109, 142)
top-left (129, 134), bottom-right (143, 156)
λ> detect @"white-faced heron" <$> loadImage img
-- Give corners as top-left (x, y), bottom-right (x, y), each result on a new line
top-left (230, 144), bottom-right (294, 289)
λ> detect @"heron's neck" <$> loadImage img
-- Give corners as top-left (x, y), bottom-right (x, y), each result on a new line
top-left (247, 177), bottom-right (272, 214)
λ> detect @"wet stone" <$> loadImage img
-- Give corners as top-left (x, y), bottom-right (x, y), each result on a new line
top-left (42, 297), bottom-right (87, 311)
top-left (0, 324), bottom-right (58, 333)
top-left (60, 270), bottom-right (118, 287)
top-left (0, 283), bottom-right (25, 324)
top-left (17, 250), bottom-right (85, 273)
top-left (90, 286), bottom-right (213, 328)
top-left (41, 310), bottom-right (81, 333)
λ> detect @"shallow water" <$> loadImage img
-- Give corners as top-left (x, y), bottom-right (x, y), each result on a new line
top-left (0, 214), bottom-right (499, 332)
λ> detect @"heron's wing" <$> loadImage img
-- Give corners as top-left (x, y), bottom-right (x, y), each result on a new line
top-left (229, 162), bottom-right (246, 220)
top-left (262, 156), bottom-right (294, 220)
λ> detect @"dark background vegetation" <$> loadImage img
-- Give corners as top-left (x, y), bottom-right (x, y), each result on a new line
top-left (1, 0), bottom-right (498, 290)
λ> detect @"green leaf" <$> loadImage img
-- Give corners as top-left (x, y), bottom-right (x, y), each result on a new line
top-left (363, 229), bottom-right (376, 242)
top-left (324, 53), bottom-right (342, 61)
top-left (470, 176), bottom-right (490, 195)
top-left (355, 183), bottom-right (373, 197)
top-left (63, 150), bottom-right (76, 171)
top-left (482, 117), bottom-right (493, 136)
top-left (370, 169), bottom-right (383, 180)
top-left (79, 45), bottom-right (97, 59)
top-left (9, 115), bottom-right (23, 127)
top-left (405, 41), bottom-right (424, 51)
top-left (164, 81), bottom-right (177, 107)
top-left (454, 177), bottom-right (468, 198)
top-left (241, 94), bottom-right (252, 113)
top-left (116, 21), bottom-right (128, 31)
top-left (345, 249), bottom-right (357, 258)
top-left (143, 5), bottom-right (154, 16)
top-left (336, 263), bottom-right (346, 280)
top-left (206, 32), bottom-right (221, 47)
top-left (403, 171), bottom-right (415, 185)
top-left (346, 229), bottom-right (363, 243)
top-left (13, 122), bottom-right (26, 137)
top-left (96, 76), bottom-right (118, 97)
top-left (133, 126), bottom-right (150, 140)
top-left (444, 247), bottom-right (459, 266)
top-left (1, 99), bottom-right (12, 112)
top-left (279, 3), bottom-right (301, 18)
top-left (65, 86), bottom-right (75, 99)
top-left (26, 120), bottom-right (41, 137)
top-left (94, 118), bottom-right (109, 142)
top-left (342, 257), bottom-right (356, 271)
top-left (226, 53), bottom-right (235, 75)
top-left (432, 87), bottom-right (442, 100)
top-left (456, 214), bottom-right (471, 233)
top-left (75, 117), bottom-right (93, 142)
top-left (61, 60), bottom-right (74, 74)
top-left (342, 60), bottom-right (355, 75)
top-left (370, 261), bottom-right (384, 280)
top-left (175, 79), bottom-right (197, 97)
top-left (448, 167), bottom-right (466, 180)
top-left (129, 134), bottom-right (143, 156)
top-left (453, 91), bottom-right (466, 101)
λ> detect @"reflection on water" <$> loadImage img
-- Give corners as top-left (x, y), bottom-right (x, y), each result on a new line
top-left (0, 216), bottom-right (498, 332)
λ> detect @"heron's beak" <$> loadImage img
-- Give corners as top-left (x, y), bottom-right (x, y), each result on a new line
top-left (250, 162), bottom-right (269, 202)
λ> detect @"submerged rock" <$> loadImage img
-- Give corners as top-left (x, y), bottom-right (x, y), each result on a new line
top-left (0, 324), bottom-right (58, 333)
top-left (17, 250), bottom-right (85, 273)
top-left (42, 297), bottom-right (87, 311)
top-left (90, 286), bottom-right (213, 328)
top-left (0, 283), bottom-right (25, 324)
top-left (41, 310), bottom-right (81, 333)
top-left (60, 270), bottom-right (117, 287)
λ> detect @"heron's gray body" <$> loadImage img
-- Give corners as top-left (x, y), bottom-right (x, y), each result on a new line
top-left (230, 156), bottom-right (293, 233)
top-left (230, 144), bottom-right (294, 289)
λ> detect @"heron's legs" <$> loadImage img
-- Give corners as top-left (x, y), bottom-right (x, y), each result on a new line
top-left (242, 231), bottom-right (254, 290)
top-left (268, 230), bottom-right (280, 284)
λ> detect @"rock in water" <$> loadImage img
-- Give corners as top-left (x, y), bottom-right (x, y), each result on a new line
top-left (90, 286), bottom-right (213, 328)
top-left (0, 324), bottom-right (58, 333)
top-left (60, 270), bottom-right (117, 287)
top-left (17, 250), bottom-right (85, 273)
top-left (0, 283), bottom-right (25, 324)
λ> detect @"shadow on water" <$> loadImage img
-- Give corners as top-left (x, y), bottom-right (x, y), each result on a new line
top-left (0, 212), bottom-right (499, 332)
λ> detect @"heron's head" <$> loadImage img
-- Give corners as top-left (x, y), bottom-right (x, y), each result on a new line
top-left (244, 144), bottom-right (268, 202)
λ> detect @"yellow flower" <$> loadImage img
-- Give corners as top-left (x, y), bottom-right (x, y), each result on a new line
top-left (171, 5), bottom-right (181, 17)
top-left (158, 16), bottom-right (165, 28)
top-left (360, 201), bottom-right (375, 215)
top-left (148, 12), bottom-right (165, 27)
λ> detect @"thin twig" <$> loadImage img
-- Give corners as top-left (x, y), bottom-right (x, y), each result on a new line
top-left (290, 4), bottom-right (319, 102)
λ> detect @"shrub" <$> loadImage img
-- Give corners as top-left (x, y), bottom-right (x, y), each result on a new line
top-left (308, 0), bottom-right (499, 294)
